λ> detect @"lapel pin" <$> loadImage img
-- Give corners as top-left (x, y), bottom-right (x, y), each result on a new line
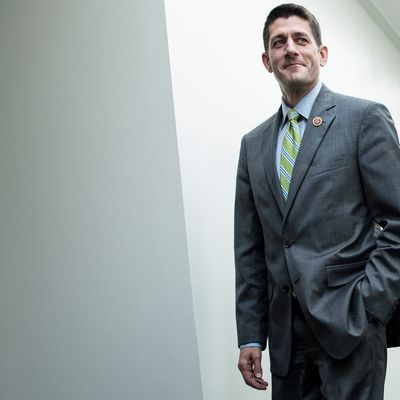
top-left (312, 116), bottom-right (323, 127)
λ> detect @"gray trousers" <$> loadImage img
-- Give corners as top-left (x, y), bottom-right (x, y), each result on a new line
top-left (272, 299), bottom-right (387, 400)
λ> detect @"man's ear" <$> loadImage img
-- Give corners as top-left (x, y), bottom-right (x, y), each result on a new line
top-left (262, 52), bottom-right (273, 73)
top-left (319, 45), bottom-right (328, 67)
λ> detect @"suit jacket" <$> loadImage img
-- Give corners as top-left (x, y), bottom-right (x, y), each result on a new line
top-left (234, 84), bottom-right (400, 377)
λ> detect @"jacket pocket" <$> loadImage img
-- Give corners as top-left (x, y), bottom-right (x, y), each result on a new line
top-left (309, 156), bottom-right (348, 177)
top-left (326, 260), bottom-right (368, 287)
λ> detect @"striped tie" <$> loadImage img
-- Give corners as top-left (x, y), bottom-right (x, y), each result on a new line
top-left (280, 109), bottom-right (302, 200)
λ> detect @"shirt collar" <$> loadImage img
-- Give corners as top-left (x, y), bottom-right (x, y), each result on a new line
top-left (280, 82), bottom-right (322, 129)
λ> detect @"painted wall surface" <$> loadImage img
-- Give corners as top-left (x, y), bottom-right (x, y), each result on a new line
top-left (164, 1), bottom-right (400, 399)
top-left (0, 1), bottom-right (202, 399)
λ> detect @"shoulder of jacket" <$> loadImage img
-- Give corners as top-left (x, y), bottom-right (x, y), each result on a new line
top-left (330, 90), bottom-right (381, 110)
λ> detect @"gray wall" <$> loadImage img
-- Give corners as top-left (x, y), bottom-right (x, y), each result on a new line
top-left (0, 1), bottom-right (202, 399)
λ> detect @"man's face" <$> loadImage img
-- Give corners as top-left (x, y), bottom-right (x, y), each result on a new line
top-left (262, 16), bottom-right (328, 95)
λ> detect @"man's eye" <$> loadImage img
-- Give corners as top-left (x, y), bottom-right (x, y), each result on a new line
top-left (273, 40), bottom-right (285, 47)
top-left (296, 37), bottom-right (308, 44)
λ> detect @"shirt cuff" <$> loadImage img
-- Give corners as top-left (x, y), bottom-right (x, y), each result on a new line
top-left (240, 342), bottom-right (263, 349)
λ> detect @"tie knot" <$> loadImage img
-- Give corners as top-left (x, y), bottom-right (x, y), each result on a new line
top-left (287, 109), bottom-right (299, 122)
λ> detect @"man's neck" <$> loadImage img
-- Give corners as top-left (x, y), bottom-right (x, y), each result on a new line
top-left (280, 82), bottom-right (319, 108)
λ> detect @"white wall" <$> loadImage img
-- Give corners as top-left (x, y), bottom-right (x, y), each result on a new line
top-left (0, 1), bottom-right (202, 399)
top-left (164, 1), bottom-right (400, 399)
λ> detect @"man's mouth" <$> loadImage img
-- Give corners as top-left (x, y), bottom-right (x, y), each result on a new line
top-left (284, 63), bottom-right (303, 69)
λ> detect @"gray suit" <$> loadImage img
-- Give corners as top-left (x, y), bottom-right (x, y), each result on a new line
top-left (235, 84), bottom-right (400, 377)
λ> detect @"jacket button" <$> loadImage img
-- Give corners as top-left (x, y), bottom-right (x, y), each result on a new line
top-left (284, 240), bottom-right (292, 248)
top-left (282, 285), bottom-right (290, 293)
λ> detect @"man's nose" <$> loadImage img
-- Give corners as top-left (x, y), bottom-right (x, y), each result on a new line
top-left (285, 38), bottom-right (298, 55)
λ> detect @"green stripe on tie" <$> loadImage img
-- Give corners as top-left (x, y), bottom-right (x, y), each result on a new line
top-left (280, 109), bottom-right (302, 200)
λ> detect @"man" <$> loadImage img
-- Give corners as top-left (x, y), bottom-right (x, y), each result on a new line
top-left (235, 3), bottom-right (400, 399)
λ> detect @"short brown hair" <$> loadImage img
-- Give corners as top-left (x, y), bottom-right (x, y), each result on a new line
top-left (263, 4), bottom-right (322, 51)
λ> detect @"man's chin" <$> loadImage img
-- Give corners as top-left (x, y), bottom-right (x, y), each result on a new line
top-left (283, 77), bottom-right (307, 88)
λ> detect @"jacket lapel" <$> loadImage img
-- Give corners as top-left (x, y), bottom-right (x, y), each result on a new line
top-left (262, 108), bottom-right (286, 217)
top-left (283, 86), bottom-right (337, 222)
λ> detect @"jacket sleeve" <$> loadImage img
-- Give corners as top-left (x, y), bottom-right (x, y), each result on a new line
top-left (358, 102), bottom-right (400, 325)
top-left (234, 136), bottom-right (269, 348)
